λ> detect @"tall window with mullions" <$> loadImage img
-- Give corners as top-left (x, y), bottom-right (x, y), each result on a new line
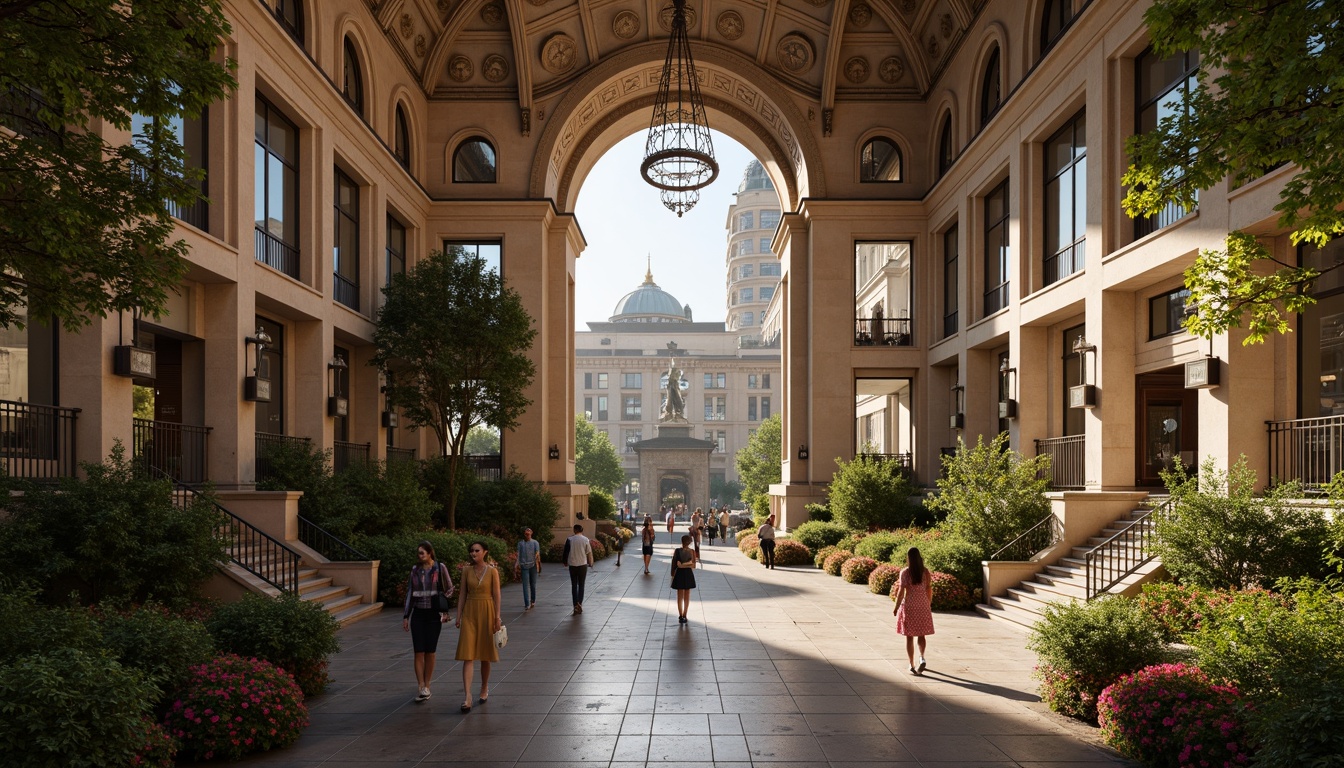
top-left (983, 180), bottom-right (1010, 316)
top-left (386, 215), bottom-right (406, 288)
top-left (943, 225), bottom-right (958, 338)
top-left (333, 168), bottom-right (359, 310)
top-left (1044, 111), bottom-right (1087, 286)
top-left (1134, 47), bottom-right (1200, 238)
top-left (254, 96), bottom-right (300, 278)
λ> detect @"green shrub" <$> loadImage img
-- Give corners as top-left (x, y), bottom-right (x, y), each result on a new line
top-left (827, 456), bottom-right (919, 531)
top-left (838, 532), bottom-right (866, 552)
top-left (1156, 457), bottom-right (1332, 590)
top-left (928, 572), bottom-right (975, 610)
top-left (815, 545), bottom-right (839, 569)
top-left (1135, 582), bottom-right (1248, 643)
top-left (455, 469), bottom-right (561, 547)
top-left (868, 564), bottom-right (900, 595)
top-left (738, 533), bottom-right (760, 559)
top-left (587, 488), bottom-right (616, 521)
top-left (735, 528), bottom-right (755, 544)
top-left (1027, 597), bottom-right (1171, 722)
top-left (791, 520), bottom-right (850, 552)
top-left (207, 593), bottom-right (340, 697)
top-left (923, 535), bottom-right (984, 590)
top-left (823, 550), bottom-right (853, 576)
top-left (352, 530), bottom-right (469, 604)
top-left (854, 529), bottom-right (920, 563)
top-left (1190, 580), bottom-right (1344, 766)
top-left (841, 556), bottom-right (879, 584)
top-left (0, 592), bottom-right (102, 663)
top-left (0, 648), bottom-right (162, 768)
top-left (98, 603), bottom-right (214, 699)
top-left (804, 502), bottom-right (832, 522)
top-left (771, 539), bottom-right (812, 566)
top-left (0, 443), bottom-right (226, 607)
top-left (926, 433), bottom-right (1051, 557)
top-left (165, 654), bottom-right (308, 762)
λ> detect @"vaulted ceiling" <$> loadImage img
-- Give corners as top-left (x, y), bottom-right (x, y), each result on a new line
top-left (368, 0), bottom-right (979, 108)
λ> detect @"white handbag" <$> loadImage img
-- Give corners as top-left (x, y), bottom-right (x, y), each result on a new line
top-left (493, 624), bottom-right (508, 649)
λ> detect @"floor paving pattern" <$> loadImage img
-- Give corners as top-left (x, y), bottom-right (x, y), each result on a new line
top-left (239, 530), bottom-right (1135, 767)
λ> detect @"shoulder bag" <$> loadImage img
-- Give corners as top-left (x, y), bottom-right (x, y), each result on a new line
top-left (430, 563), bottom-right (453, 613)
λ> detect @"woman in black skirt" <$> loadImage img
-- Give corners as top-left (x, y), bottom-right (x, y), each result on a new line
top-left (671, 534), bottom-right (697, 624)
top-left (402, 540), bottom-right (452, 702)
top-left (641, 518), bottom-right (656, 574)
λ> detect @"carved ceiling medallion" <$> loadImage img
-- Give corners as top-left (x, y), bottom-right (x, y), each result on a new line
top-left (940, 13), bottom-right (954, 38)
top-left (399, 13), bottom-right (413, 38)
top-left (483, 54), bottom-right (509, 82)
top-left (927, 35), bottom-right (939, 57)
top-left (899, 0), bottom-right (917, 13)
top-left (414, 34), bottom-right (427, 58)
top-left (716, 10), bottom-right (744, 40)
top-left (849, 3), bottom-right (872, 27)
top-left (437, 0), bottom-right (451, 13)
top-left (448, 55), bottom-right (473, 82)
top-left (657, 3), bottom-right (696, 32)
top-left (612, 10), bottom-right (640, 39)
top-left (879, 56), bottom-right (904, 83)
top-left (844, 57), bottom-right (870, 83)
top-left (776, 33), bottom-right (815, 75)
top-left (541, 33), bottom-right (578, 75)
top-left (803, 0), bottom-right (829, 6)
top-left (480, 3), bottom-right (504, 25)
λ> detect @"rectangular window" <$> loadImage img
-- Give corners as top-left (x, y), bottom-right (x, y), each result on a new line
top-left (596, 395), bottom-right (608, 421)
top-left (1044, 111), bottom-right (1087, 286)
top-left (762, 396), bottom-right (771, 419)
top-left (443, 241), bottom-right (501, 276)
top-left (597, 373), bottom-right (608, 389)
top-left (740, 264), bottom-right (754, 279)
top-left (740, 287), bottom-right (754, 302)
top-left (254, 96), bottom-right (300, 278)
top-left (703, 373), bottom-right (726, 389)
top-left (1135, 47), bottom-right (1200, 238)
top-left (386, 214), bottom-right (406, 287)
top-left (624, 429), bottom-right (641, 453)
top-left (760, 210), bottom-right (780, 229)
top-left (739, 211), bottom-right (754, 231)
top-left (943, 225), bottom-right (959, 338)
top-left (704, 395), bottom-right (726, 420)
top-left (854, 241), bottom-right (914, 344)
top-left (132, 107), bottom-right (209, 231)
top-left (1299, 239), bottom-right (1344, 417)
top-left (763, 373), bottom-right (771, 389)
top-left (984, 180), bottom-right (1010, 316)
top-left (622, 395), bottom-right (641, 420)
top-left (741, 312), bottom-right (754, 326)
top-left (760, 286), bottom-right (775, 301)
top-left (1149, 288), bottom-right (1191, 339)
top-left (748, 397), bottom-right (758, 421)
top-left (583, 396), bottom-right (593, 417)
top-left (0, 297), bottom-right (56, 406)
top-left (622, 372), bottom-right (642, 389)
top-left (716, 431), bottom-right (726, 453)
top-left (333, 168), bottom-right (360, 310)
top-left (760, 262), bottom-right (781, 276)
top-left (760, 238), bottom-right (771, 253)
top-left (747, 374), bottom-right (758, 389)
top-left (740, 240), bottom-right (754, 255)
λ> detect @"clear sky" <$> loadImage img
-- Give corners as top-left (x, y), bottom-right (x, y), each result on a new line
top-left (573, 129), bottom-right (761, 330)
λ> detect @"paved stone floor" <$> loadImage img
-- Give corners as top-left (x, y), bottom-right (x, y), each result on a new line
top-left (239, 532), bottom-right (1135, 767)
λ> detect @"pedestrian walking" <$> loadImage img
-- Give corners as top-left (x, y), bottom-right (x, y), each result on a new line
top-left (706, 507), bottom-right (718, 545)
top-left (757, 514), bottom-right (777, 569)
top-left (670, 533), bottom-right (697, 624)
top-left (562, 524), bottom-right (594, 614)
top-left (641, 518), bottom-right (655, 575)
top-left (402, 540), bottom-right (453, 703)
top-left (892, 547), bottom-right (935, 675)
top-left (690, 507), bottom-right (703, 563)
top-left (665, 505), bottom-right (675, 534)
top-left (455, 541), bottom-right (501, 711)
top-left (719, 508), bottom-right (731, 543)
top-left (514, 527), bottom-right (541, 610)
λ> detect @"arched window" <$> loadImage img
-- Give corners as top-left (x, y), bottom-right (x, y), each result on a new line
top-left (980, 46), bottom-right (1002, 129)
top-left (937, 115), bottom-right (955, 178)
top-left (393, 104), bottom-right (411, 170)
top-left (859, 137), bottom-right (902, 182)
top-left (342, 37), bottom-right (364, 115)
top-left (1040, 0), bottom-right (1073, 57)
top-left (453, 137), bottom-right (496, 183)
top-left (273, 0), bottom-right (303, 46)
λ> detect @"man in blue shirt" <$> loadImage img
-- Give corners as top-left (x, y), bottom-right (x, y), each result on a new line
top-left (514, 528), bottom-right (542, 610)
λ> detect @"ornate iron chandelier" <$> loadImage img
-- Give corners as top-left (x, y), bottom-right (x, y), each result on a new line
top-left (641, 0), bottom-right (718, 216)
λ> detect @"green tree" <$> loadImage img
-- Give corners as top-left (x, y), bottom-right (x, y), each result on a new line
top-left (827, 456), bottom-right (918, 531)
top-left (1123, 1), bottom-right (1344, 343)
top-left (465, 425), bottom-right (500, 455)
top-left (735, 413), bottom-right (781, 517)
top-left (574, 414), bottom-right (623, 495)
top-left (926, 433), bottom-right (1052, 557)
top-left (372, 248), bottom-right (537, 529)
top-left (710, 476), bottom-right (742, 506)
top-left (0, 1), bottom-right (236, 331)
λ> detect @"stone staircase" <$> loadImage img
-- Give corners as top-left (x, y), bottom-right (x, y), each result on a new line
top-left (225, 542), bottom-right (383, 626)
top-left (976, 506), bottom-right (1164, 631)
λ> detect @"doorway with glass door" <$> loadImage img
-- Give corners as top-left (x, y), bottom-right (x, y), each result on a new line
top-left (1135, 369), bottom-right (1198, 486)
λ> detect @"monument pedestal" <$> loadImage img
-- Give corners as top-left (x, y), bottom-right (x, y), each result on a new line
top-left (633, 422), bottom-right (715, 516)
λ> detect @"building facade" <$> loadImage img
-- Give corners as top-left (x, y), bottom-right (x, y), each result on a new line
top-left (725, 161), bottom-right (784, 340)
top-left (3, 1), bottom-right (1325, 531)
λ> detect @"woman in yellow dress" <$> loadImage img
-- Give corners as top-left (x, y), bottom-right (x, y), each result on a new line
top-left (455, 541), bottom-right (502, 712)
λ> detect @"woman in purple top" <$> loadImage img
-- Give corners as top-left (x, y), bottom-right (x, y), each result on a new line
top-left (402, 540), bottom-right (453, 702)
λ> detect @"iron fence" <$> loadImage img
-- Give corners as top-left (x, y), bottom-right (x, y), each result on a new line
top-left (255, 432), bottom-right (310, 486)
top-left (386, 446), bottom-right (417, 464)
top-left (133, 418), bottom-right (210, 485)
top-left (1035, 434), bottom-right (1085, 489)
top-left (333, 440), bottom-right (371, 473)
top-left (1266, 415), bottom-right (1344, 490)
top-left (854, 317), bottom-right (913, 346)
top-left (0, 400), bottom-right (80, 481)
top-left (254, 227), bottom-right (299, 278)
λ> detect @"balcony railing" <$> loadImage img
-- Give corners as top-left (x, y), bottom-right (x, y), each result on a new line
top-left (1266, 415), bottom-right (1344, 489)
top-left (1135, 197), bottom-right (1195, 239)
top-left (1035, 434), bottom-right (1085, 489)
top-left (170, 194), bottom-right (209, 232)
top-left (254, 227), bottom-right (299, 279)
top-left (255, 432), bottom-right (310, 486)
top-left (0, 400), bottom-right (80, 481)
top-left (333, 272), bottom-right (359, 311)
top-left (854, 317), bottom-right (913, 346)
top-left (857, 452), bottom-right (913, 478)
top-left (133, 419), bottom-right (210, 485)
top-left (387, 446), bottom-right (417, 465)
top-left (333, 440), bottom-right (371, 473)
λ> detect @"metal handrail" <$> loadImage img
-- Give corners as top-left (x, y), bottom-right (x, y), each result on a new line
top-left (1084, 496), bottom-right (1174, 600)
top-left (297, 515), bottom-right (368, 562)
top-left (152, 467), bottom-right (301, 594)
top-left (989, 512), bottom-right (1062, 561)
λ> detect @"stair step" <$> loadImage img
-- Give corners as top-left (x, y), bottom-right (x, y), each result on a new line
top-left (301, 585), bottom-right (351, 604)
top-left (1018, 578), bottom-right (1087, 601)
top-left (313, 593), bottom-right (364, 615)
top-left (974, 602), bottom-right (1037, 632)
top-left (1005, 586), bottom-right (1076, 611)
top-left (984, 594), bottom-right (1047, 628)
top-left (332, 602), bottom-right (384, 627)
top-left (298, 576), bottom-right (334, 594)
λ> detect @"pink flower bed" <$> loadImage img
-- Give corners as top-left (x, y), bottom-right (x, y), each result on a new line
top-left (1098, 662), bottom-right (1252, 768)
top-left (164, 654), bottom-right (309, 762)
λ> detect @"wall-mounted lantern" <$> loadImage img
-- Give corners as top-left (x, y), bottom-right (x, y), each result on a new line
top-left (113, 309), bottom-right (155, 379)
top-left (549, 444), bottom-right (560, 460)
top-left (1069, 336), bottom-right (1098, 409)
top-left (797, 444), bottom-right (809, 461)
top-left (950, 383), bottom-right (965, 429)
top-left (327, 356), bottom-right (349, 417)
top-left (243, 328), bottom-right (273, 402)
top-left (999, 357), bottom-right (1017, 419)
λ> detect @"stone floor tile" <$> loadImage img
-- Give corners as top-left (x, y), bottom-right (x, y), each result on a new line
top-left (743, 733), bottom-right (828, 762)
top-left (815, 733), bottom-right (916, 762)
top-left (895, 733), bottom-right (1015, 763)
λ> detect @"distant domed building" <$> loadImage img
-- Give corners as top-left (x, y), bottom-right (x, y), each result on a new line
top-left (609, 261), bottom-right (693, 323)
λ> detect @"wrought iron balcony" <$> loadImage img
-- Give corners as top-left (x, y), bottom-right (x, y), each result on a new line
top-left (0, 400), bottom-right (79, 481)
top-left (133, 418), bottom-right (210, 485)
top-left (854, 317), bottom-right (912, 347)
top-left (1034, 435), bottom-right (1085, 490)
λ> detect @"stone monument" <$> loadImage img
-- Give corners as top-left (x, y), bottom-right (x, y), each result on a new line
top-left (635, 357), bottom-right (714, 515)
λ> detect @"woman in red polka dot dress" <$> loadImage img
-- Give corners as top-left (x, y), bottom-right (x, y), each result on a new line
top-left (892, 547), bottom-right (934, 675)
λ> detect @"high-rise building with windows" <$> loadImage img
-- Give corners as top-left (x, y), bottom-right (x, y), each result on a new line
top-left (725, 161), bottom-right (783, 342)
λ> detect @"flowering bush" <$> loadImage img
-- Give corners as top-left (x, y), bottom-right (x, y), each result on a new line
top-left (132, 718), bottom-right (177, 768)
top-left (823, 550), bottom-right (854, 576)
top-left (207, 593), bottom-right (339, 696)
top-left (1098, 663), bottom-right (1252, 768)
top-left (869, 564), bottom-right (900, 595)
top-left (590, 538), bottom-right (608, 560)
top-left (1136, 582), bottom-right (1244, 642)
top-left (929, 572), bottom-right (976, 610)
top-left (165, 654), bottom-right (309, 762)
top-left (841, 556), bottom-right (879, 584)
top-left (738, 533), bottom-right (760, 559)
top-left (735, 528), bottom-right (755, 544)
top-left (1036, 663), bottom-right (1112, 723)
top-left (771, 539), bottom-right (813, 566)
top-left (815, 545), bottom-right (839, 569)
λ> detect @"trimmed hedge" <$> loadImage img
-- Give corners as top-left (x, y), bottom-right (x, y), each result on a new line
top-left (790, 521), bottom-right (850, 552)
top-left (841, 556), bottom-right (880, 584)
top-left (738, 533), bottom-right (761, 560)
top-left (928, 572), bottom-right (975, 610)
top-left (814, 545), bottom-right (839, 569)
top-left (823, 550), bottom-right (853, 576)
top-left (771, 539), bottom-right (813, 567)
top-left (868, 564), bottom-right (900, 595)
